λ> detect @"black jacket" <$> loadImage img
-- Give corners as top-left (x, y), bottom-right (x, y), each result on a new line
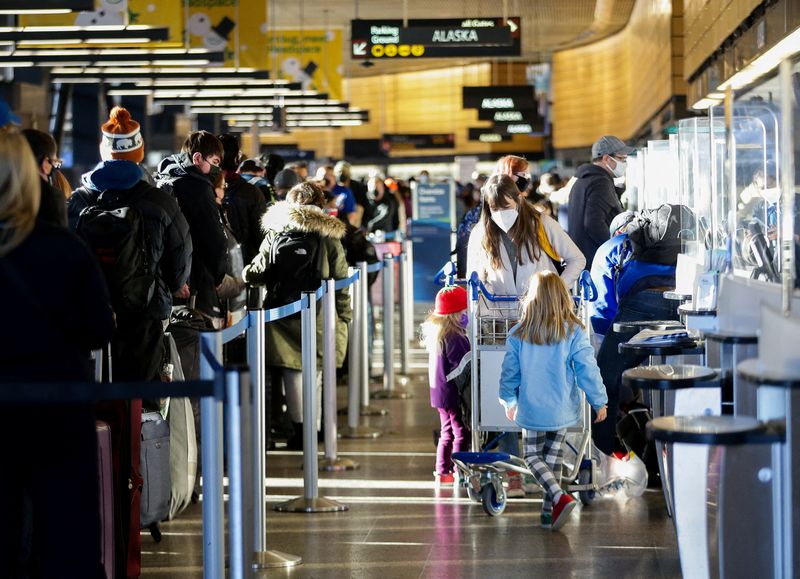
top-left (1, 221), bottom-right (115, 381)
top-left (367, 193), bottom-right (400, 233)
top-left (37, 177), bottom-right (67, 227)
top-left (567, 163), bottom-right (623, 267)
top-left (68, 161), bottom-right (192, 321)
top-left (156, 154), bottom-right (228, 318)
top-left (223, 173), bottom-right (267, 265)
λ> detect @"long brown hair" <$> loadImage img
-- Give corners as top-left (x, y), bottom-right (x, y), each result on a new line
top-left (514, 271), bottom-right (582, 345)
top-left (0, 128), bottom-right (40, 257)
top-left (480, 173), bottom-right (543, 272)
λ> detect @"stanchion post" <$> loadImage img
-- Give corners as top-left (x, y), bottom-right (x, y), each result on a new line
top-left (199, 332), bottom-right (225, 579)
top-left (341, 267), bottom-right (382, 438)
top-left (398, 247), bottom-right (410, 377)
top-left (320, 279), bottom-right (358, 470)
top-left (373, 254), bottom-right (411, 400)
top-left (274, 290), bottom-right (347, 513)
top-left (246, 288), bottom-right (301, 569)
top-left (403, 239), bottom-right (414, 355)
top-left (358, 261), bottom-right (388, 416)
top-left (224, 368), bottom-right (245, 579)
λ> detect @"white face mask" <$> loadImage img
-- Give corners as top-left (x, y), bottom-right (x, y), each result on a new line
top-left (490, 209), bottom-right (518, 232)
top-left (609, 157), bottom-right (627, 178)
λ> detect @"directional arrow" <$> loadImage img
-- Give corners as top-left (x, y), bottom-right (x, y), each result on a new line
top-left (508, 20), bottom-right (518, 33)
top-left (352, 41), bottom-right (367, 56)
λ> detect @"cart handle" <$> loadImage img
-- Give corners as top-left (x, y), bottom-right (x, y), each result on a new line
top-left (434, 261), bottom-right (467, 287)
top-left (467, 272), bottom-right (519, 302)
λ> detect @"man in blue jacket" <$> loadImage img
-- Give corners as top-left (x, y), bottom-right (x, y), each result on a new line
top-left (567, 135), bottom-right (633, 267)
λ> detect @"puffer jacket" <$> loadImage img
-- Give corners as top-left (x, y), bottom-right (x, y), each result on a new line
top-left (567, 163), bottom-right (623, 267)
top-left (156, 153), bottom-right (228, 318)
top-left (243, 202), bottom-right (352, 370)
top-left (68, 160), bottom-right (192, 320)
top-left (223, 172), bottom-right (267, 265)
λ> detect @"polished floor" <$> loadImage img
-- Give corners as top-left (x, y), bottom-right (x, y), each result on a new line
top-left (142, 349), bottom-right (681, 578)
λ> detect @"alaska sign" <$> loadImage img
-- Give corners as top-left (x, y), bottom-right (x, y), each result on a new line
top-left (351, 17), bottom-right (521, 59)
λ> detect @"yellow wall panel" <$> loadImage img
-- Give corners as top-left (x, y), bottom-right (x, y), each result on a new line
top-left (552, 0), bottom-right (676, 149)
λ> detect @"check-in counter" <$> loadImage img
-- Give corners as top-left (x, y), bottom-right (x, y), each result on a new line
top-left (704, 331), bottom-right (758, 416)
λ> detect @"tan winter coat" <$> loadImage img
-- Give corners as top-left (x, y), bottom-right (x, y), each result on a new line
top-left (244, 202), bottom-right (352, 370)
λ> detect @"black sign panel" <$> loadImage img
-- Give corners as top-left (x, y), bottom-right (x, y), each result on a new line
top-left (468, 128), bottom-right (512, 143)
top-left (477, 108), bottom-right (539, 123)
top-left (381, 133), bottom-right (455, 152)
top-left (351, 17), bottom-right (521, 59)
top-left (491, 121), bottom-right (543, 135)
top-left (462, 85), bottom-right (537, 110)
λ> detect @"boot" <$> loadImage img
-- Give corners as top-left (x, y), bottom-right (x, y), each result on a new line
top-left (287, 422), bottom-right (304, 451)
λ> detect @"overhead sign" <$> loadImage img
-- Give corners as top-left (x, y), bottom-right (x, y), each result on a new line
top-left (477, 108), bottom-right (539, 122)
top-left (381, 133), bottom-right (455, 152)
top-left (351, 17), bottom-right (521, 59)
top-left (463, 85), bottom-right (537, 110)
top-left (468, 128), bottom-right (512, 143)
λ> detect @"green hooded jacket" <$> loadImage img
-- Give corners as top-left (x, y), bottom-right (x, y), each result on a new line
top-left (244, 201), bottom-right (352, 369)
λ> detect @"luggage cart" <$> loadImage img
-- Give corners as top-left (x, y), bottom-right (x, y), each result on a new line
top-left (451, 271), bottom-right (646, 516)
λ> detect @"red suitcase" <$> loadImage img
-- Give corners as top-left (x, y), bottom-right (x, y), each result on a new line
top-left (97, 420), bottom-right (115, 579)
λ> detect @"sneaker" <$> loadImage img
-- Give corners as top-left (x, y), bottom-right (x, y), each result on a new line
top-left (506, 472), bottom-right (524, 498)
top-left (434, 472), bottom-right (455, 486)
top-left (551, 493), bottom-right (577, 531)
top-left (540, 513), bottom-right (552, 529)
top-left (522, 473), bottom-right (538, 494)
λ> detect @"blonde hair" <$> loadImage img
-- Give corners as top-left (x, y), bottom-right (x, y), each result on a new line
top-left (0, 127), bottom-right (41, 257)
top-left (420, 311), bottom-right (466, 354)
top-left (513, 271), bottom-right (581, 345)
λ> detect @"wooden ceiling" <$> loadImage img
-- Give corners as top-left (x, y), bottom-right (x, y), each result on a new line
top-left (268, 0), bottom-right (637, 76)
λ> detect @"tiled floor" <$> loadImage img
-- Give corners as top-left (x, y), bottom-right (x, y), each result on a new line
top-left (142, 365), bottom-right (681, 578)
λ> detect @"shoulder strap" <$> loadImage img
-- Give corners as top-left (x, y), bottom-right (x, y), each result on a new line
top-left (537, 219), bottom-right (561, 262)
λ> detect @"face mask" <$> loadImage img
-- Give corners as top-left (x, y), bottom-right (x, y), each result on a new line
top-left (609, 157), bottom-right (627, 178)
top-left (514, 174), bottom-right (530, 193)
top-left (460, 313), bottom-right (469, 328)
top-left (490, 208), bottom-right (518, 233)
top-left (207, 163), bottom-right (221, 181)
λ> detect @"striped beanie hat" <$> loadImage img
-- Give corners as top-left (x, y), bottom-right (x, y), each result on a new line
top-left (101, 106), bottom-right (144, 163)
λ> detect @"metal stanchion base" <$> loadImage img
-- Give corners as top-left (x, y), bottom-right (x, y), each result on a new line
top-left (252, 550), bottom-right (302, 569)
top-left (319, 457), bottom-right (360, 471)
top-left (340, 425), bottom-right (382, 439)
top-left (274, 496), bottom-right (348, 513)
top-left (396, 374), bottom-right (411, 386)
top-left (372, 387), bottom-right (413, 400)
top-left (361, 404), bottom-right (389, 416)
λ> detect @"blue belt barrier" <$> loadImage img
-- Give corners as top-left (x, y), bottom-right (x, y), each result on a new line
top-left (219, 313), bottom-right (252, 344)
top-left (334, 270), bottom-right (360, 291)
top-left (366, 261), bottom-right (384, 274)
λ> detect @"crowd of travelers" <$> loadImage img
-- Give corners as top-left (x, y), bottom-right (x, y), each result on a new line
top-left (0, 88), bottom-right (692, 572)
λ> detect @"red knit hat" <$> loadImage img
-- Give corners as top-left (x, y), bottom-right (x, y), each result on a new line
top-left (101, 106), bottom-right (144, 163)
top-left (434, 286), bottom-right (468, 315)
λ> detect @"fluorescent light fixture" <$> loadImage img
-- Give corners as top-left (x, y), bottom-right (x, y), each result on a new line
top-left (0, 49), bottom-right (223, 67)
top-left (49, 67), bottom-right (270, 83)
top-left (691, 97), bottom-right (723, 110)
top-left (0, 9), bottom-right (72, 13)
top-left (718, 25), bottom-right (800, 91)
top-left (0, 25), bottom-right (169, 45)
top-left (0, 0), bottom-right (94, 13)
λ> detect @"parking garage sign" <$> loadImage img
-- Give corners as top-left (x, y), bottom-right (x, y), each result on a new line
top-left (351, 17), bottom-right (521, 59)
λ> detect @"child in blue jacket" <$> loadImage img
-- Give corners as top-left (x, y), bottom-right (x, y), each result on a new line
top-left (421, 286), bottom-right (471, 485)
top-left (499, 271), bottom-right (608, 530)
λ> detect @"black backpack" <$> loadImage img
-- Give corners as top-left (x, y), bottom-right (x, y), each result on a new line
top-left (265, 230), bottom-right (323, 309)
top-left (626, 204), bottom-right (695, 266)
top-left (77, 191), bottom-right (155, 312)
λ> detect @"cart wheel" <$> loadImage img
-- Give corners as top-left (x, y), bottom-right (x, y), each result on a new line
top-left (481, 484), bottom-right (506, 516)
top-left (578, 468), bottom-right (595, 506)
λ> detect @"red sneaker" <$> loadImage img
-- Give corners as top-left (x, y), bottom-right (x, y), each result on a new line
top-left (551, 493), bottom-right (577, 530)
top-left (435, 472), bottom-right (455, 486)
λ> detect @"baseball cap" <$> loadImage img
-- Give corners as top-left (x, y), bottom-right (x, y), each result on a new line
top-left (0, 98), bottom-right (21, 127)
top-left (274, 168), bottom-right (301, 191)
top-left (592, 135), bottom-right (635, 159)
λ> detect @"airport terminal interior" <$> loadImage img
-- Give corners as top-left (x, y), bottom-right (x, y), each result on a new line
top-left (2, 0), bottom-right (800, 577)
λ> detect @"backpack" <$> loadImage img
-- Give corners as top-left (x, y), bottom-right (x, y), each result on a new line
top-left (77, 191), bottom-right (155, 312)
top-left (626, 204), bottom-right (694, 266)
top-left (265, 230), bottom-right (323, 309)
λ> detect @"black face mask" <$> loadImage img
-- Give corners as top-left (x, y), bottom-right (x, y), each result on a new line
top-left (207, 164), bottom-right (221, 181)
top-left (515, 176), bottom-right (529, 193)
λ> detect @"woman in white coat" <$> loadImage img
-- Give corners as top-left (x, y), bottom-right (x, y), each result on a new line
top-left (466, 173), bottom-right (585, 497)
top-left (467, 173), bottom-right (585, 296)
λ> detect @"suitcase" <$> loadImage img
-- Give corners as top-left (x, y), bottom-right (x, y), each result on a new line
top-left (140, 412), bottom-right (171, 541)
top-left (97, 420), bottom-right (115, 579)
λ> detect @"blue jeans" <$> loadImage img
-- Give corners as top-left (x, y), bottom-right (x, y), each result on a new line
top-left (593, 289), bottom-right (680, 455)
